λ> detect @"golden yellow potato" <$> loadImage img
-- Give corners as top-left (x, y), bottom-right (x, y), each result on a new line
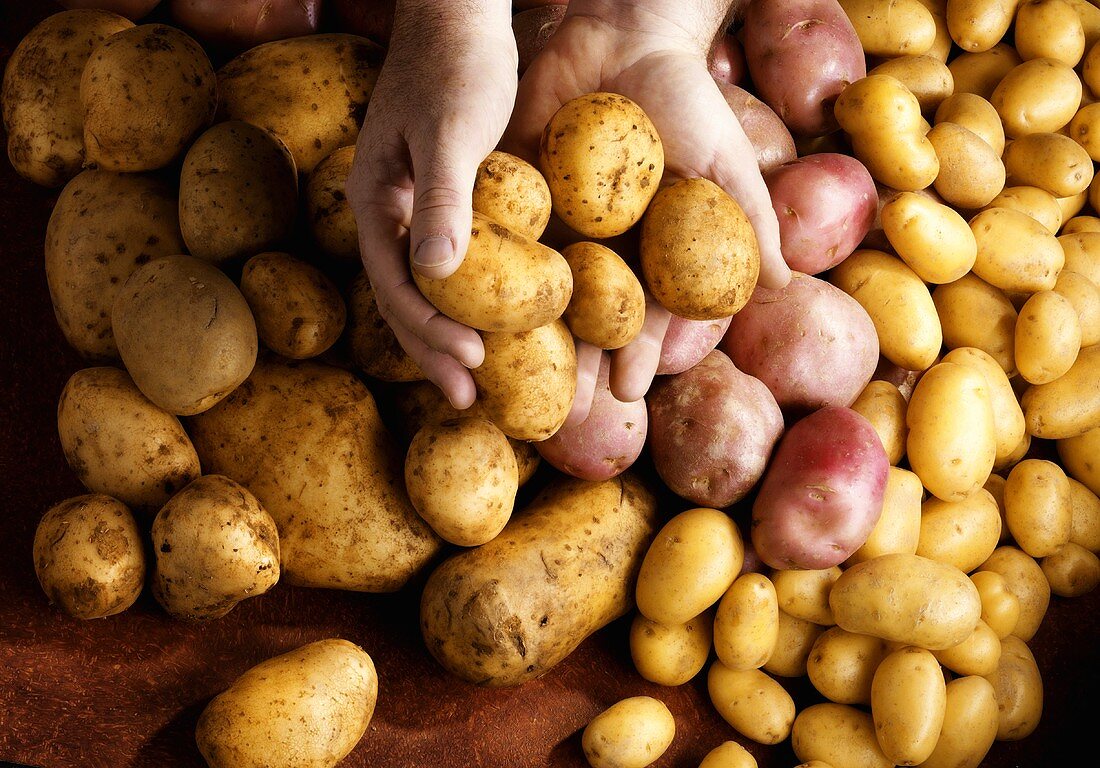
top-left (849, 380), bottom-right (907, 465)
top-left (473, 320), bottom-right (577, 441)
top-left (582, 696), bottom-right (675, 768)
top-left (907, 361), bottom-right (996, 502)
top-left (1066, 0), bottom-right (1100, 48)
top-left (829, 249), bottom-right (942, 372)
top-left (948, 43), bottom-right (1022, 98)
top-left (57, 366), bottom-right (200, 512)
top-left (1015, 0), bottom-right (1086, 64)
top-left (791, 703), bottom-right (892, 768)
top-left (707, 662), bottom-right (795, 745)
top-left (1058, 230), bottom-right (1100, 286)
top-left (1068, 102), bottom-right (1100, 162)
top-left (1021, 344), bottom-right (1100, 439)
top-left (870, 646), bottom-right (947, 765)
top-left (934, 92), bottom-right (1005, 155)
top-left (984, 473), bottom-right (1012, 542)
top-left (712, 573), bottom-right (779, 671)
top-left (830, 553), bottom-right (982, 649)
top-left (1003, 132), bottom-right (1095, 197)
top-left (932, 273), bottom-right (1018, 374)
top-left (473, 150), bottom-right (552, 240)
top-left (420, 474), bottom-right (657, 686)
top-left (345, 273), bottom-right (424, 383)
top-left (562, 241), bottom-right (645, 349)
top-left (991, 57), bottom-right (1083, 137)
top-left (932, 618), bottom-right (1002, 676)
top-left (80, 24), bottom-right (216, 171)
top-left (32, 493), bottom-right (145, 620)
top-left (629, 611), bottom-right (713, 686)
top-left (179, 121), bottom-right (298, 266)
top-left (1060, 425), bottom-right (1100, 497)
top-left (917, 489), bottom-right (1002, 572)
top-left (1015, 290), bottom-right (1083, 384)
top-left (1003, 459), bottom-right (1073, 558)
top-left (969, 207), bottom-right (1065, 294)
top-left (1053, 270), bottom-right (1100, 346)
top-left (1084, 25), bottom-right (1100, 92)
top-left (978, 545), bottom-right (1051, 640)
top-left (882, 190), bottom-right (977, 283)
top-left (151, 474), bottom-right (280, 622)
top-left (839, 0), bottom-right (937, 55)
top-left (539, 92), bottom-right (664, 239)
top-left (868, 55), bottom-right (953, 113)
top-left (112, 255), bottom-right (258, 416)
top-left (915, 0), bottom-right (955, 61)
top-left (918, 676), bottom-right (1000, 768)
top-left (770, 567), bottom-right (840, 626)
top-left (970, 570), bottom-right (1022, 638)
top-left (640, 177), bottom-right (759, 320)
top-left (44, 170), bottom-right (185, 361)
top-left (1061, 214), bottom-right (1100, 232)
top-left (636, 507), bottom-right (743, 626)
top-left (946, 0), bottom-right (1019, 52)
top-left (941, 347), bottom-right (1027, 468)
top-left (697, 741), bottom-right (758, 768)
top-left (927, 121), bottom-right (1007, 209)
top-left (306, 145), bottom-right (359, 264)
top-left (1042, 541), bottom-right (1100, 595)
top-left (806, 627), bottom-right (889, 705)
top-left (404, 417), bottom-right (518, 547)
top-left (1, 9), bottom-right (133, 186)
top-left (1068, 476), bottom-right (1100, 550)
top-left (1057, 188), bottom-right (1090, 222)
top-left (217, 34), bottom-right (383, 174)
top-left (196, 639), bottom-right (377, 768)
top-left (984, 185), bottom-right (1062, 233)
top-left (983, 635), bottom-right (1044, 740)
top-left (762, 609), bottom-right (825, 678)
top-left (847, 467), bottom-right (923, 565)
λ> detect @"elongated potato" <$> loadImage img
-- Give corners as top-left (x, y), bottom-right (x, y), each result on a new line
top-left (932, 273), bottom-right (1018, 374)
top-left (806, 627), bottom-right (889, 705)
top-left (991, 57), bottom-right (1083, 137)
top-left (847, 466), bottom-right (923, 565)
top-left (707, 662), bottom-right (795, 745)
top-left (1004, 459), bottom-right (1073, 558)
top-left (1015, 290), bottom-right (1082, 384)
top-left (918, 675), bottom-right (999, 768)
top-left (984, 635), bottom-right (1044, 740)
top-left (971, 207), bottom-right (1065, 300)
top-left (1021, 344), bottom-right (1100, 439)
top-left (941, 347), bottom-right (1026, 467)
top-left (420, 473), bottom-right (658, 686)
top-left (868, 55), bottom-right (953, 113)
top-left (306, 145), bottom-right (359, 264)
top-left (713, 573), bottom-right (779, 671)
top-left (1068, 476), bottom-right (1100, 550)
top-left (978, 546), bottom-right (1051, 641)
top-left (1003, 132), bottom-right (1095, 198)
top-left (882, 190), bottom-right (977, 283)
top-left (871, 646), bottom-right (947, 765)
top-left (850, 380), bottom-right (907, 465)
top-left (949, 43), bottom-right (1022, 98)
top-left (839, 0), bottom-right (937, 56)
top-left (791, 703), bottom-right (892, 768)
top-left (946, 0), bottom-right (1018, 52)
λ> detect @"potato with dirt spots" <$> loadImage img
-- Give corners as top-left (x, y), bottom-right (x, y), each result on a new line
top-left (151, 474), bottom-right (279, 621)
top-left (306, 145), bottom-right (359, 264)
top-left (582, 696), bottom-right (675, 768)
top-left (346, 272), bottom-right (425, 383)
top-left (473, 150), bottom-right (552, 240)
top-left (561, 241), bottom-right (645, 350)
top-left (32, 493), bottom-right (145, 619)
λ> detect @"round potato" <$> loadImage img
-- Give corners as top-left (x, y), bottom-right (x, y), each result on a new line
top-left (791, 703), bottom-right (892, 768)
top-left (345, 272), bottom-right (424, 383)
top-left (1020, 344), bottom-right (1100, 439)
top-left (871, 646), bottom-right (947, 765)
top-left (991, 57), bottom-right (1082, 137)
top-left (1015, 0), bottom-right (1086, 65)
top-left (806, 627), bottom-right (889, 705)
top-left (948, 43), bottom-right (1022, 98)
top-left (933, 92), bottom-right (1005, 155)
top-left (1002, 132), bottom-right (1095, 198)
top-left (306, 146), bottom-right (359, 264)
top-left (932, 618), bottom-right (1003, 678)
top-left (1053, 270), bottom-right (1100, 347)
top-left (946, 0), bottom-right (1018, 52)
top-left (562, 241), bottom-right (645, 350)
top-left (868, 54), bottom-right (953, 113)
top-left (932, 273), bottom-right (1018, 375)
top-left (926, 121), bottom-right (1006, 210)
top-left (970, 207), bottom-right (1065, 296)
top-left (582, 696), bottom-right (675, 768)
top-left (712, 573), bottom-right (779, 672)
top-left (839, 0), bottom-right (936, 56)
top-left (1015, 290), bottom-right (1082, 385)
top-left (978, 546), bottom-right (1051, 641)
top-left (629, 611), bottom-right (713, 687)
top-left (983, 635), bottom-right (1044, 740)
top-left (971, 570), bottom-right (1022, 638)
top-left (698, 741), bottom-right (758, 768)
top-left (770, 567), bottom-right (840, 626)
top-left (941, 347), bottom-right (1026, 467)
top-left (764, 609), bottom-right (826, 678)
top-left (472, 150), bottom-right (552, 240)
top-left (707, 662), bottom-right (795, 746)
top-left (1041, 541), bottom-right (1100, 596)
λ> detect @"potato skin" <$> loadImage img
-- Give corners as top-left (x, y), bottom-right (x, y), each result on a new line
top-left (195, 638), bottom-right (377, 768)
top-left (791, 702), bottom-right (893, 768)
top-left (419, 473), bottom-right (658, 686)
top-left (306, 145), bottom-right (359, 264)
top-left (472, 150), bottom-right (552, 240)
top-left (1, 9), bottom-right (134, 187)
top-left (346, 272), bottom-right (424, 383)
top-left (171, 0), bottom-right (323, 51)
top-left (561, 241), bottom-right (645, 350)
top-left (716, 81), bottom-right (798, 172)
top-left (656, 315), bottom-right (733, 376)
top-left (582, 696), bottom-right (675, 768)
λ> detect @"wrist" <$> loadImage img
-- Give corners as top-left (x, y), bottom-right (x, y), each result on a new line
top-left (566, 0), bottom-right (731, 56)
top-left (392, 0), bottom-right (514, 46)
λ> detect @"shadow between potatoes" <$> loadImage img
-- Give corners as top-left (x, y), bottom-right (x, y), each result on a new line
top-left (132, 698), bottom-right (207, 768)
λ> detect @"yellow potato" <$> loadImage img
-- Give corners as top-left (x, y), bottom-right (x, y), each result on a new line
top-left (1053, 270), bottom-right (1100, 346)
top-left (991, 58), bottom-right (1083, 137)
top-left (882, 190), bottom-right (977, 283)
top-left (927, 121), bottom-right (1007, 209)
top-left (1015, 290), bottom-right (1083, 384)
top-left (769, 567), bottom-right (840, 626)
top-left (849, 380), bottom-right (907, 465)
top-left (934, 93), bottom-right (1006, 154)
top-left (562, 241), bottom-right (645, 349)
top-left (867, 55), bottom-right (953, 113)
top-left (582, 696), bottom-right (675, 768)
top-left (706, 662), bottom-right (795, 746)
top-left (1014, 0), bottom-right (1086, 65)
top-left (978, 545), bottom-right (1051, 640)
top-left (830, 553), bottom-right (982, 649)
top-left (1060, 425), bottom-right (1100, 497)
top-left (1003, 459), bottom-right (1073, 558)
top-left (1060, 231), bottom-right (1100, 290)
top-left (1021, 344), bottom-right (1100, 439)
top-left (917, 489), bottom-right (1002, 572)
top-left (345, 273), bottom-right (425, 383)
top-left (932, 273), bottom-right (1018, 375)
top-left (918, 675), bottom-right (999, 768)
top-left (791, 703), bottom-right (892, 768)
top-left (1067, 0), bottom-right (1100, 49)
top-left (983, 635), bottom-right (1044, 740)
top-left (1060, 214), bottom-right (1100, 232)
top-left (839, 0), bottom-right (937, 56)
top-left (540, 92), bottom-right (663, 239)
top-left (970, 570), bottom-right (1022, 638)
top-left (915, 0), bottom-right (955, 61)
top-left (472, 150), bottom-right (552, 240)
top-left (1058, 188), bottom-right (1090, 223)
top-left (1068, 102), bottom-right (1100, 162)
top-left (306, 146), bottom-right (359, 264)
top-left (847, 467), bottom-right (923, 565)
top-left (697, 741), bottom-right (758, 768)
top-left (712, 573), bottom-right (779, 671)
top-left (969, 207), bottom-right (1065, 293)
top-left (941, 347), bottom-right (1026, 467)
top-left (946, 0), bottom-right (1019, 52)
top-left (870, 646), bottom-right (947, 765)
top-left (1068, 476), bottom-right (1100, 550)
top-left (1003, 132), bottom-right (1095, 197)
top-left (931, 618), bottom-right (1002, 676)
top-left (947, 43), bottom-right (1022, 98)
top-left (984, 185), bottom-right (1063, 233)
top-left (629, 611), bottom-right (713, 687)
top-left (636, 507), bottom-right (743, 626)
top-left (806, 627), bottom-right (889, 705)
top-left (1084, 25), bottom-right (1100, 93)
top-left (829, 249), bottom-right (942, 372)
top-left (762, 609), bottom-right (825, 678)
top-left (1041, 541), bottom-right (1100, 595)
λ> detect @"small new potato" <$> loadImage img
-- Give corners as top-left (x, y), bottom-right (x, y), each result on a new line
top-left (934, 93), bottom-right (1005, 154)
top-left (791, 703), bottom-right (892, 768)
top-left (582, 696), bottom-right (675, 768)
top-left (404, 417), bottom-right (518, 547)
top-left (850, 380), bottom-right (907, 465)
top-left (195, 638), bottom-right (377, 768)
top-left (562, 241), bottom-right (645, 349)
top-left (1021, 344), bottom-right (1100, 439)
top-left (978, 546), bottom-right (1051, 641)
top-left (948, 43), bottom-right (1022, 98)
top-left (870, 646), bottom-right (947, 765)
top-left (707, 662), bottom-right (795, 745)
top-left (847, 467), bottom-right (923, 565)
top-left (881, 190), bottom-right (977, 283)
top-left (983, 635), bottom-right (1044, 740)
top-left (926, 121), bottom-right (1006, 209)
top-left (917, 489), bottom-right (1002, 573)
top-left (1053, 270), bottom-right (1100, 347)
top-left (806, 627), bottom-right (889, 705)
top-left (1041, 542), bottom-right (1100, 596)
top-left (984, 186), bottom-right (1062, 234)
top-left (629, 612), bottom-right (712, 687)
top-left (1014, 290), bottom-right (1082, 384)
top-left (868, 55), bottom-right (953, 113)
top-left (473, 150), bottom-right (552, 240)
top-left (712, 573), bottom-right (780, 671)
top-left (697, 741), bottom-right (758, 768)
top-left (1002, 132), bottom-right (1095, 198)
top-left (940, 347), bottom-right (1026, 468)
top-left (946, 0), bottom-right (1018, 52)
top-left (918, 675), bottom-right (999, 768)
top-left (932, 618), bottom-right (1002, 677)
top-left (306, 146), bottom-right (359, 264)
top-left (33, 494), bottom-right (145, 619)
top-left (763, 610), bottom-right (825, 678)
top-left (932, 273), bottom-right (1018, 374)
top-left (991, 57), bottom-right (1083, 137)
top-left (971, 570), bottom-right (1022, 638)
top-left (346, 273), bottom-right (424, 383)
top-left (770, 567), bottom-right (840, 626)
top-left (1014, 0), bottom-right (1086, 65)
top-left (838, 0), bottom-right (936, 56)
top-left (1004, 459), bottom-right (1072, 558)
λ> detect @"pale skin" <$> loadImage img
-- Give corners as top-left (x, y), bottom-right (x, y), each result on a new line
top-left (346, 0), bottom-right (789, 422)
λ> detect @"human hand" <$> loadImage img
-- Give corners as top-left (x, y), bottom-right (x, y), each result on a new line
top-left (346, 0), bottom-right (517, 409)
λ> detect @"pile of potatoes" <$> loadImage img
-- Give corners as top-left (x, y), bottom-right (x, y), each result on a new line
top-left (5, 0), bottom-right (1100, 767)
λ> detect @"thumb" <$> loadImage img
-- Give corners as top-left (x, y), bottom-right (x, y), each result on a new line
top-left (407, 143), bottom-right (481, 280)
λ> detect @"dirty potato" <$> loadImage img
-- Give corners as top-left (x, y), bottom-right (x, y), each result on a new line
top-left (306, 145), bottom-right (359, 264)
top-left (345, 271), bottom-right (424, 382)
top-left (473, 150), bottom-right (552, 239)
top-left (561, 241), bottom-right (645, 350)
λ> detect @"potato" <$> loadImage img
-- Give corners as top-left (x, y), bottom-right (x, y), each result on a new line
top-left (1003, 132), bottom-right (1095, 198)
top-left (991, 58), bottom-right (1083, 137)
top-left (969, 207), bottom-right (1065, 295)
top-left (195, 638), bottom-right (377, 768)
top-left (940, 347), bottom-right (1026, 467)
top-left (918, 675), bottom-right (999, 768)
top-left (934, 93), bottom-right (1006, 155)
top-left (915, 0), bottom-right (954, 61)
top-left (561, 241), bottom-right (645, 349)
top-left (752, 407), bottom-right (888, 570)
top-left (151, 474), bottom-right (279, 621)
top-left (1041, 541), bottom-right (1100, 595)
top-left (306, 146), bottom-right (359, 264)
top-left (806, 627), bottom-right (889, 705)
top-left (838, 0), bottom-right (937, 56)
top-left (791, 703), bottom-right (892, 768)
top-left (1058, 188), bottom-right (1090, 223)
top-left (1015, 0), bottom-right (1086, 64)
top-left (697, 741), bottom-right (758, 768)
top-left (419, 474), bottom-right (658, 686)
top-left (764, 153), bottom-right (877, 274)
top-left (716, 81), bottom-right (798, 172)
top-left (1059, 229), bottom-right (1100, 287)
top-left (57, 366), bottom-right (200, 512)
top-left (641, 177), bottom-right (760, 320)
top-left (472, 150), bottom-right (552, 240)
top-left (1061, 214), bottom-right (1100, 233)
top-left (764, 609), bottom-right (826, 678)
top-left (721, 273), bottom-right (879, 415)
top-left (829, 249), bottom-right (942, 372)
top-left (770, 567), bottom-right (840, 626)
top-left (1060, 425), bottom-right (1100, 500)
top-left (629, 612), bottom-right (713, 687)
top-left (932, 273), bottom-right (1018, 374)
top-left (706, 662), bottom-right (795, 745)
top-left (984, 185), bottom-right (1062, 233)
top-left (513, 4), bottom-right (566, 75)
top-left (868, 55), bottom-right (954, 114)
top-left (1015, 290), bottom-right (1082, 384)
top-left (948, 43), bottom-right (1022, 98)
top-left (539, 92), bottom-right (663, 239)
top-left (830, 553), bottom-right (982, 649)
top-left (917, 489), bottom-right (1002, 572)
top-left (978, 546), bottom-right (1051, 641)
top-left (58, 1), bottom-right (160, 19)
top-left (646, 350), bottom-right (783, 508)
top-left (847, 467), bottom-right (923, 565)
top-left (32, 493), bottom-right (145, 619)
top-left (44, 170), bottom-right (185, 361)
top-left (1054, 270), bottom-right (1100, 346)
top-left (473, 320), bottom-right (577, 441)
top-left (742, 0), bottom-right (867, 137)
top-left (80, 24), bottom-right (216, 171)
top-left (656, 315), bottom-right (732, 376)
top-left (926, 121), bottom-right (1007, 209)
top-left (187, 356), bottom-right (442, 591)
top-left (850, 380), bottom-right (907, 465)
top-left (870, 646), bottom-right (947, 765)
top-left (1020, 344), bottom-right (1100, 439)
top-left (345, 272), bottom-right (424, 383)
top-left (882, 190), bottom-right (977, 283)
top-left (712, 573), bottom-right (779, 671)
top-left (983, 635), bottom-right (1044, 740)
top-left (582, 696), bottom-right (675, 768)
top-left (170, 0), bottom-right (323, 51)
top-left (1003, 459), bottom-right (1073, 558)
top-left (217, 34), bottom-right (383, 174)
top-left (179, 121), bottom-right (298, 266)
top-left (1068, 476), bottom-right (1100, 550)
top-left (971, 570), bottom-right (1022, 639)
top-left (112, 255), bottom-right (258, 416)
top-left (404, 417), bottom-right (517, 547)
top-left (1, 9), bottom-right (133, 186)
top-left (946, 0), bottom-right (1018, 52)
top-left (932, 618), bottom-right (1002, 676)
top-left (636, 507), bottom-right (743, 626)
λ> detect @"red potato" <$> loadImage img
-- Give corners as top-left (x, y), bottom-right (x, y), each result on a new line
top-left (647, 350), bottom-right (784, 508)
top-left (720, 273), bottom-right (879, 416)
top-left (765, 153), bottom-right (877, 274)
top-left (535, 354), bottom-right (647, 481)
top-left (328, 0), bottom-right (394, 45)
top-left (710, 33), bottom-right (747, 85)
top-left (513, 4), bottom-right (567, 74)
top-left (57, 0), bottom-right (161, 18)
top-left (171, 0), bottom-right (323, 50)
top-left (716, 80), bottom-right (798, 173)
top-left (657, 314), bottom-right (734, 376)
top-left (752, 406), bottom-right (889, 570)
top-left (742, 0), bottom-right (867, 137)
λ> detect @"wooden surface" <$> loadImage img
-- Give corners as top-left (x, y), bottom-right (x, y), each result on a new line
top-left (1, 3), bottom-right (1098, 767)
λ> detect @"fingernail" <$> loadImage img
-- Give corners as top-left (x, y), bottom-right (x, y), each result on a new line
top-left (413, 236), bottom-right (455, 269)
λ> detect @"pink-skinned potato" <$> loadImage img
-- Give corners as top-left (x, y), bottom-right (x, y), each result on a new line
top-left (742, 0), bottom-right (866, 137)
top-left (647, 350), bottom-right (784, 508)
top-left (720, 273), bottom-right (879, 416)
top-left (765, 153), bottom-right (877, 274)
top-left (716, 80), bottom-right (797, 173)
top-left (328, 0), bottom-right (395, 46)
top-left (710, 33), bottom-right (747, 86)
top-left (752, 406), bottom-right (889, 570)
top-left (536, 353), bottom-right (647, 481)
top-left (657, 314), bottom-right (734, 376)
top-left (171, 0), bottom-right (322, 51)
top-left (513, 4), bottom-right (567, 74)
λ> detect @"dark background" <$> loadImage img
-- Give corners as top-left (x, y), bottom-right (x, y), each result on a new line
top-left (1, 3), bottom-right (1098, 767)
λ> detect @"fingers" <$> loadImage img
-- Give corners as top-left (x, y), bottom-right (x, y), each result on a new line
top-left (388, 318), bottom-right (479, 411)
top-left (407, 136), bottom-right (481, 280)
top-left (610, 294), bottom-right (671, 403)
top-left (563, 340), bottom-right (603, 429)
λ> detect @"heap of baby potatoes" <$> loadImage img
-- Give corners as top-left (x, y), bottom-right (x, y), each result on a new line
top-left (4, 0), bottom-right (1100, 767)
